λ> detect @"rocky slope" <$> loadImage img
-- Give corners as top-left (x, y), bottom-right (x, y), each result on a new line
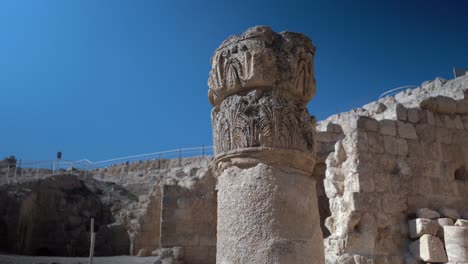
top-left (0, 174), bottom-right (133, 257)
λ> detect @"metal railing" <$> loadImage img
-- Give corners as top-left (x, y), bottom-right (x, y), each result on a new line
top-left (378, 85), bottom-right (418, 99)
top-left (0, 145), bottom-right (214, 182)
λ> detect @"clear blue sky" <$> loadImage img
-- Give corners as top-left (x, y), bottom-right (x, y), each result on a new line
top-left (1, 0), bottom-right (467, 161)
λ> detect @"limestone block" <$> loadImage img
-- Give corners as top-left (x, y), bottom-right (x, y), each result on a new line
top-left (437, 218), bottom-right (454, 238)
top-left (408, 218), bottom-right (440, 239)
top-left (396, 104), bottom-right (407, 121)
top-left (326, 122), bottom-right (343, 133)
top-left (439, 208), bottom-right (461, 220)
top-left (397, 121), bottom-right (418, 139)
top-left (367, 132), bottom-right (384, 153)
top-left (437, 218), bottom-right (455, 227)
top-left (426, 111), bottom-right (435, 126)
top-left (416, 208), bottom-right (440, 219)
top-left (444, 226), bottom-right (468, 262)
top-left (397, 139), bottom-right (408, 156)
top-left (445, 115), bottom-right (457, 128)
top-left (456, 100), bottom-right (468, 114)
top-left (383, 136), bottom-right (398, 155)
top-left (420, 96), bottom-right (457, 114)
top-left (409, 234), bottom-right (447, 263)
top-left (357, 116), bottom-right (380, 132)
top-left (407, 108), bottom-right (421, 123)
top-left (461, 116), bottom-right (468, 130)
top-left (455, 116), bottom-right (465, 130)
top-left (380, 120), bottom-right (397, 136)
top-left (455, 219), bottom-right (468, 227)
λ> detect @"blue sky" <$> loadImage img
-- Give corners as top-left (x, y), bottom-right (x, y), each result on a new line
top-left (1, 0), bottom-right (467, 161)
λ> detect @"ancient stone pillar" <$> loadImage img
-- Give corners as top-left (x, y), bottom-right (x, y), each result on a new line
top-left (208, 26), bottom-right (324, 264)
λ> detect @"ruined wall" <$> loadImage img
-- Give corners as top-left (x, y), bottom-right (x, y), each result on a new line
top-left (132, 186), bottom-right (162, 255)
top-left (0, 175), bottom-right (130, 257)
top-left (159, 170), bottom-right (217, 264)
top-left (321, 75), bottom-right (468, 263)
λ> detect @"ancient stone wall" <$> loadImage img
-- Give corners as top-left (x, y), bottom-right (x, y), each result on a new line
top-left (321, 75), bottom-right (468, 263)
top-left (132, 186), bottom-right (162, 256)
top-left (159, 171), bottom-right (217, 264)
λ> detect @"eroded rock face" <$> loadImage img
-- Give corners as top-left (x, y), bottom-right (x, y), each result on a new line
top-left (0, 175), bottom-right (130, 256)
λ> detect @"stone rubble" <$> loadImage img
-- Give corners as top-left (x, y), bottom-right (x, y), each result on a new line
top-left (409, 234), bottom-right (447, 263)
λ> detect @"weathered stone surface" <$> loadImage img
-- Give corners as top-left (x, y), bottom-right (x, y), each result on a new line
top-left (208, 26), bottom-right (316, 106)
top-left (409, 234), bottom-right (447, 262)
top-left (209, 26), bottom-right (317, 175)
top-left (455, 219), bottom-right (468, 227)
top-left (408, 218), bottom-right (439, 239)
top-left (217, 164), bottom-right (324, 264)
top-left (437, 218), bottom-right (454, 238)
top-left (160, 173), bottom-right (216, 264)
top-left (0, 174), bottom-right (130, 256)
top-left (416, 208), bottom-right (441, 219)
top-left (420, 96), bottom-right (457, 114)
top-left (211, 89), bottom-right (315, 164)
top-left (380, 120), bottom-right (397, 136)
top-left (397, 121), bottom-right (418, 139)
top-left (357, 116), bottom-right (380, 132)
top-left (444, 226), bottom-right (468, 262)
top-left (439, 207), bottom-right (460, 220)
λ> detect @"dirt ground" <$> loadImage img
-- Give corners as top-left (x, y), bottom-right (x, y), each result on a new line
top-left (0, 255), bottom-right (157, 264)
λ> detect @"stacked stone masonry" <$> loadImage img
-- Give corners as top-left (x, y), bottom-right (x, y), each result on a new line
top-left (319, 75), bottom-right (468, 263)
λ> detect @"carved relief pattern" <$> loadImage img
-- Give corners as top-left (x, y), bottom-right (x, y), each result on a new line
top-left (208, 27), bottom-right (316, 106)
top-left (211, 90), bottom-right (314, 155)
top-left (208, 45), bottom-right (254, 105)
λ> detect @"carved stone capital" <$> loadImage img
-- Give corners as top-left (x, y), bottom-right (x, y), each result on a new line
top-left (211, 90), bottom-right (316, 173)
top-left (208, 26), bottom-right (316, 107)
top-left (208, 27), bottom-right (317, 173)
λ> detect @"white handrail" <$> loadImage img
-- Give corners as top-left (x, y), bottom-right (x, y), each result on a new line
top-left (3, 145), bottom-right (214, 172)
top-left (379, 85), bottom-right (418, 99)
